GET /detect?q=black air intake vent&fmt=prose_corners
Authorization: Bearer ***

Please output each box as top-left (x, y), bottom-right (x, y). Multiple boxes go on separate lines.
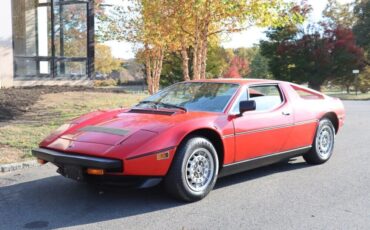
top-left (128, 109), bottom-right (175, 115)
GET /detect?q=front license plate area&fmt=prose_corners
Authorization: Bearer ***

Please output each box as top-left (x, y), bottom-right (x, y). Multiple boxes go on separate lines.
top-left (63, 165), bottom-right (84, 181)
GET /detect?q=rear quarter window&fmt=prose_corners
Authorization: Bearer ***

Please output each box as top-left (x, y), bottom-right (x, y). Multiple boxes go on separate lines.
top-left (291, 85), bottom-right (324, 100)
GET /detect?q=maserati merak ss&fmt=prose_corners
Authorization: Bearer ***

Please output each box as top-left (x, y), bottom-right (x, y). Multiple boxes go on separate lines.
top-left (33, 79), bottom-right (345, 201)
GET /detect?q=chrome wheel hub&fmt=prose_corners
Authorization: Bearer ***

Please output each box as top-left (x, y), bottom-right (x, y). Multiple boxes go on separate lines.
top-left (316, 125), bottom-right (334, 159)
top-left (185, 148), bottom-right (214, 192)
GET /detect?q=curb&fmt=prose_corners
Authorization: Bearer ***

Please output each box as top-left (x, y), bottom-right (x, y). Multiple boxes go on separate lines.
top-left (0, 160), bottom-right (39, 173)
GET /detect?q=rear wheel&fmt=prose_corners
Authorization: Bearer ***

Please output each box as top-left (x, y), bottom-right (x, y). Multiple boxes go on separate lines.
top-left (164, 136), bottom-right (219, 202)
top-left (303, 118), bottom-right (335, 164)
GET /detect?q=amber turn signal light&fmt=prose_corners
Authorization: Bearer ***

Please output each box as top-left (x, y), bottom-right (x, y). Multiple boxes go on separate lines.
top-left (157, 151), bottom-right (170, 160)
top-left (86, 168), bottom-right (105, 175)
top-left (37, 159), bottom-right (47, 165)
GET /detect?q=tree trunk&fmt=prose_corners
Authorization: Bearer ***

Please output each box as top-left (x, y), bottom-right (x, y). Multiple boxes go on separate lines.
top-left (192, 17), bottom-right (200, 80)
top-left (196, 39), bottom-right (203, 80)
top-left (181, 44), bottom-right (190, 81)
top-left (346, 84), bottom-right (350, 94)
top-left (144, 45), bottom-right (164, 95)
top-left (153, 48), bottom-right (164, 93)
top-left (192, 43), bottom-right (199, 80)
top-left (144, 45), bottom-right (154, 95)
top-left (200, 29), bottom-right (208, 79)
top-left (198, 15), bottom-right (210, 79)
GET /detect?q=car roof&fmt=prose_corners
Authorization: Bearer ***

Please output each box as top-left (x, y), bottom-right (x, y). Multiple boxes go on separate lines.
top-left (188, 78), bottom-right (284, 86)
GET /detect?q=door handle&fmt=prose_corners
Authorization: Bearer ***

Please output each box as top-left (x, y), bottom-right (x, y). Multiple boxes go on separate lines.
top-left (282, 111), bottom-right (291, 116)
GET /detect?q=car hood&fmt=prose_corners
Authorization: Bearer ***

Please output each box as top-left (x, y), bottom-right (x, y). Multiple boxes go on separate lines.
top-left (59, 109), bottom-right (217, 146)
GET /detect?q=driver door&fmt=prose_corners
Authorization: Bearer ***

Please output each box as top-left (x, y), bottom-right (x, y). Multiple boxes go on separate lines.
top-left (232, 84), bottom-right (294, 162)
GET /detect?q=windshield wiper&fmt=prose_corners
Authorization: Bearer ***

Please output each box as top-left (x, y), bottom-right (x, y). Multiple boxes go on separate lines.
top-left (157, 102), bottom-right (187, 112)
top-left (137, 101), bottom-right (158, 108)
top-left (137, 101), bottom-right (187, 112)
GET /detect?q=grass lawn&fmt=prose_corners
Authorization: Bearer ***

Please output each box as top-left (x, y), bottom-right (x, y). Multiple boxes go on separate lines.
top-left (0, 91), bottom-right (146, 164)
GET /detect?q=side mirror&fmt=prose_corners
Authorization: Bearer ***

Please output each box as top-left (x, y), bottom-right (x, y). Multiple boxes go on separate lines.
top-left (239, 100), bottom-right (256, 115)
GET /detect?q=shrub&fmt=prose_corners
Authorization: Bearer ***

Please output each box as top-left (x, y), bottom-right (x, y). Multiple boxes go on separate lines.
top-left (93, 79), bottom-right (118, 87)
top-left (359, 85), bottom-right (369, 94)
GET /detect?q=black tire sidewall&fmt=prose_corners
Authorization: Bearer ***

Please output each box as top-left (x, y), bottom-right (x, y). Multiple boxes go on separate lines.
top-left (304, 118), bottom-right (335, 164)
top-left (165, 136), bottom-right (219, 201)
top-left (181, 138), bottom-right (219, 197)
top-left (315, 119), bottom-right (335, 161)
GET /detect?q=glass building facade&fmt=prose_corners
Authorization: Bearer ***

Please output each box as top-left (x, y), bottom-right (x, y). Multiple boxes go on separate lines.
top-left (11, 0), bottom-right (94, 80)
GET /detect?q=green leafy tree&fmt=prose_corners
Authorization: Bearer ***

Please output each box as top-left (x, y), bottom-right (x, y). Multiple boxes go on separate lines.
top-left (249, 50), bottom-right (272, 79)
top-left (233, 47), bottom-right (259, 62)
top-left (160, 52), bottom-right (184, 87)
top-left (95, 44), bottom-right (122, 75)
top-left (353, 0), bottom-right (370, 62)
top-left (359, 67), bottom-right (370, 93)
top-left (260, 25), bottom-right (300, 83)
top-left (206, 44), bottom-right (229, 78)
top-left (160, 44), bottom-right (229, 86)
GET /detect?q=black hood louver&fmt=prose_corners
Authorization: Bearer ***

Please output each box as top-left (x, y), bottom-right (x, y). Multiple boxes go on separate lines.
top-left (128, 108), bottom-right (175, 115)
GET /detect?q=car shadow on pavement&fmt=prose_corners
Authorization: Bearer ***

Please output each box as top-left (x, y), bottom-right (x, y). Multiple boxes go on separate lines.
top-left (215, 158), bottom-right (311, 189)
top-left (0, 158), bottom-right (311, 229)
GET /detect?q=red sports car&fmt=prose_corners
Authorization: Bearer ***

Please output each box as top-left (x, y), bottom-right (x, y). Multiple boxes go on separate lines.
top-left (33, 79), bottom-right (345, 201)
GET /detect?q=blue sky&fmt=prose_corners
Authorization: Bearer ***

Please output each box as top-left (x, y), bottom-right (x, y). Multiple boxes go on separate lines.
top-left (106, 0), bottom-right (353, 59)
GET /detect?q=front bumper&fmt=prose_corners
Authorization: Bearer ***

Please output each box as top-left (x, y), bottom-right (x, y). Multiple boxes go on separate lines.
top-left (32, 148), bottom-right (122, 172)
top-left (32, 148), bottom-right (162, 188)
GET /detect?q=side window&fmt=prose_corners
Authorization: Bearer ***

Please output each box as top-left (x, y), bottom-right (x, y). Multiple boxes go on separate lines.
top-left (249, 85), bottom-right (283, 111)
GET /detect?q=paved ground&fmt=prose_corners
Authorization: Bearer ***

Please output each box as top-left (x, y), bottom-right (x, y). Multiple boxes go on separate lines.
top-left (1, 101), bottom-right (369, 230)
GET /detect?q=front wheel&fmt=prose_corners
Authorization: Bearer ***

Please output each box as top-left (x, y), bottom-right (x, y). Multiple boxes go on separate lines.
top-left (164, 136), bottom-right (219, 202)
top-left (303, 118), bottom-right (335, 164)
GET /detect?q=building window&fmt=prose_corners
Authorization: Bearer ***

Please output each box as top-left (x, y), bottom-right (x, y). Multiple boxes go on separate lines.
top-left (12, 0), bottom-right (94, 79)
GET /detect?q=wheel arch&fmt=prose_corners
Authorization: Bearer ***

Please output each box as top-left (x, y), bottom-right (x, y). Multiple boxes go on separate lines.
top-left (178, 128), bottom-right (225, 170)
top-left (322, 112), bottom-right (339, 133)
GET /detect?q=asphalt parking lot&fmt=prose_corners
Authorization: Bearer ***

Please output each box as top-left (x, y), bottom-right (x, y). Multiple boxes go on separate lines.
top-left (1, 101), bottom-right (369, 230)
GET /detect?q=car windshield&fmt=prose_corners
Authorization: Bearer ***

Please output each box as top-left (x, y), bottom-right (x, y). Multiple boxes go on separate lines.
top-left (136, 82), bottom-right (239, 112)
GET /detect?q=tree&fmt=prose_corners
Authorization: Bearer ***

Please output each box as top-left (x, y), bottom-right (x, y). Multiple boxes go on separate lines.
top-left (249, 50), bottom-right (272, 79)
top-left (105, 1), bottom-right (177, 94)
top-left (323, 0), bottom-right (356, 29)
top-left (233, 47), bottom-right (259, 62)
top-left (224, 56), bottom-right (250, 78)
top-left (160, 52), bottom-right (184, 87)
top-left (329, 27), bottom-right (365, 93)
top-left (95, 0), bottom-right (110, 42)
top-left (261, 25), bottom-right (364, 91)
top-left (173, 0), bottom-right (309, 80)
top-left (260, 25), bottom-right (301, 84)
top-left (227, 47), bottom-right (272, 78)
top-left (205, 44), bottom-right (229, 78)
top-left (322, 0), bottom-right (365, 91)
top-left (353, 0), bottom-right (370, 62)
top-left (99, 0), bottom-right (308, 93)
top-left (358, 66), bottom-right (370, 93)
top-left (95, 44), bottom-right (122, 75)
top-left (160, 44), bottom-right (229, 86)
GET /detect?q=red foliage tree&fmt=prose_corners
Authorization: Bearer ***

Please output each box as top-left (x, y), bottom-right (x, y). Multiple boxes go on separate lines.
top-left (261, 25), bottom-right (364, 91)
top-left (327, 27), bottom-right (365, 92)
top-left (224, 56), bottom-right (250, 78)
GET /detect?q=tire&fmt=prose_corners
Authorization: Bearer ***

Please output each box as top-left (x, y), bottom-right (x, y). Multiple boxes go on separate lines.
top-left (164, 136), bottom-right (219, 202)
top-left (303, 118), bottom-right (335, 164)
